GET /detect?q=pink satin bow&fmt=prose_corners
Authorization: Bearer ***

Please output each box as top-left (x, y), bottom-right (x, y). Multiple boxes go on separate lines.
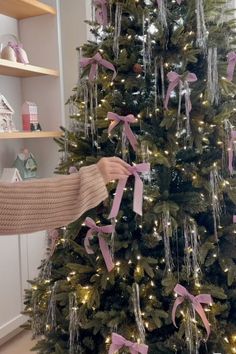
top-left (109, 163), bottom-right (150, 219)
top-left (227, 51), bottom-right (236, 82)
top-left (164, 71), bottom-right (197, 115)
top-left (8, 41), bottom-right (29, 64)
top-left (172, 284), bottom-right (212, 340)
top-left (176, 0), bottom-right (183, 4)
top-left (84, 217), bottom-right (114, 272)
top-left (109, 333), bottom-right (148, 354)
top-left (93, 0), bottom-right (108, 26)
top-left (108, 112), bottom-right (138, 151)
top-left (228, 131), bottom-right (236, 174)
top-left (80, 52), bottom-right (116, 82)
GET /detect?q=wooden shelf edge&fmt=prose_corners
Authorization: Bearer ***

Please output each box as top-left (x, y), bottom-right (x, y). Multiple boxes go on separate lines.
top-left (0, 0), bottom-right (56, 19)
top-left (0, 59), bottom-right (59, 78)
top-left (0, 131), bottom-right (62, 139)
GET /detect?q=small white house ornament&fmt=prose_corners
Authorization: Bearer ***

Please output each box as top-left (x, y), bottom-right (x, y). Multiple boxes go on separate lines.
top-left (1, 168), bottom-right (22, 182)
top-left (0, 94), bottom-right (17, 132)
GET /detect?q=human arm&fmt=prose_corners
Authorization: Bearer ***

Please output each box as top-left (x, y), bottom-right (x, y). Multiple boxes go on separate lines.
top-left (0, 157), bottom-right (130, 235)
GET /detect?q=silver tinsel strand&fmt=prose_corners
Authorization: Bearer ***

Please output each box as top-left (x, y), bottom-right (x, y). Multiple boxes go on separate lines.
top-left (142, 13), bottom-right (152, 75)
top-left (210, 166), bottom-right (222, 242)
top-left (46, 281), bottom-right (58, 331)
top-left (162, 209), bottom-right (174, 272)
top-left (195, 0), bottom-right (208, 52)
top-left (158, 0), bottom-right (167, 29)
top-left (184, 81), bottom-right (192, 138)
top-left (160, 57), bottom-right (165, 101)
top-left (185, 307), bottom-right (200, 354)
top-left (207, 47), bottom-right (219, 105)
top-left (132, 283), bottom-right (146, 344)
top-left (184, 218), bottom-right (201, 281)
top-left (154, 57), bottom-right (158, 110)
top-left (113, 3), bottom-right (122, 59)
top-left (69, 293), bottom-right (81, 354)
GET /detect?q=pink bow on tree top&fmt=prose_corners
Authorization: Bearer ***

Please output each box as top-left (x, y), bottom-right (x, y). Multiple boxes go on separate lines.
top-left (108, 162), bottom-right (150, 219)
top-left (172, 284), bottom-right (213, 340)
top-left (227, 51), bottom-right (236, 82)
top-left (80, 52), bottom-right (116, 82)
top-left (84, 217), bottom-right (114, 272)
top-left (109, 333), bottom-right (148, 354)
top-left (93, 0), bottom-right (108, 26)
top-left (164, 71), bottom-right (197, 114)
top-left (108, 112), bottom-right (138, 152)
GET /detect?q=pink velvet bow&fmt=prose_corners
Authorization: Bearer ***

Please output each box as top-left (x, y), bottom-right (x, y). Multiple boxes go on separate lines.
top-left (172, 284), bottom-right (212, 340)
top-left (109, 333), bottom-right (148, 354)
top-left (164, 71), bottom-right (197, 114)
top-left (8, 41), bottom-right (29, 64)
top-left (108, 112), bottom-right (138, 151)
top-left (228, 131), bottom-right (236, 174)
top-left (93, 0), bottom-right (108, 26)
top-left (84, 217), bottom-right (114, 272)
top-left (108, 163), bottom-right (150, 219)
top-left (227, 51), bottom-right (236, 82)
top-left (80, 52), bottom-right (116, 82)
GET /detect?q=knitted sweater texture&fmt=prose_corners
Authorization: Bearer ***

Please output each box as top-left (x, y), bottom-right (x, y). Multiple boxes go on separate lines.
top-left (0, 164), bottom-right (108, 235)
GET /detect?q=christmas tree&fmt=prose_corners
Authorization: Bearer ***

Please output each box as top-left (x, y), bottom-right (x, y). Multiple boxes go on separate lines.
top-left (24, 0), bottom-right (236, 353)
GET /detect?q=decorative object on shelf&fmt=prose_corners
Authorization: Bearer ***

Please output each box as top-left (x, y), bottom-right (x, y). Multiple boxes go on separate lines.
top-left (0, 94), bottom-right (17, 132)
top-left (1, 168), bottom-right (22, 182)
top-left (13, 148), bottom-right (38, 180)
top-left (0, 34), bottom-right (29, 64)
top-left (22, 101), bottom-right (41, 131)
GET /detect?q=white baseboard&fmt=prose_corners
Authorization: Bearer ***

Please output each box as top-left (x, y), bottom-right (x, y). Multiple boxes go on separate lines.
top-left (0, 314), bottom-right (28, 345)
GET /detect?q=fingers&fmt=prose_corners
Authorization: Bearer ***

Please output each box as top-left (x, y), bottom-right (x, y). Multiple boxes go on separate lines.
top-left (108, 156), bottom-right (130, 169)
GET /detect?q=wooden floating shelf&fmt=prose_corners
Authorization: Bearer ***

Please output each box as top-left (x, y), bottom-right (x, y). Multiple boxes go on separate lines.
top-left (0, 59), bottom-right (59, 78)
top-left (0, 131), bottom-right (62, 139)
top-left (0, 0), bottom-right (56, 19)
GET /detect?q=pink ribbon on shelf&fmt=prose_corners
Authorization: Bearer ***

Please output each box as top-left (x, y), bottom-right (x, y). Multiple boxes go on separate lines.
top-left (93, 0), bottom-right (108, 26)
top-left (164, 71), bottom-right (197, 114)
top-left (108, 112), bottom-right (138, 152)
top-left (108, 162), bottom-right (150, 219)
top-left (172, 284), bottom-right (213, 340)
top-left (227, 51), bottom-right (236, 82)
top-left (109, 333), bottom-right (148, 354)
top-left (8, 41), bottom-right (29, 64)
top-left (228, 131), bottom-right (236, 174)
top-left (84, 217), bottom-right (114, 272)
top-left (80, 52), bottom-right (116, 82)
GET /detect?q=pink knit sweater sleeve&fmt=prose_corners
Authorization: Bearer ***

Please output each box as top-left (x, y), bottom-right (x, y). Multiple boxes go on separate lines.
top-left (0, 164), bottom-right (108, 235)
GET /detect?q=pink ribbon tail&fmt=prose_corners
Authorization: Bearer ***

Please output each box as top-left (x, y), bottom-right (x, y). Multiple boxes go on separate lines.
top-left (124, 121), bottom-right (138, 151)
top-left (233, 215), bottom-right (236, 223)
top-left (108, 177), bottom-right (128, 219)
top-left (227, 51), bottom-right (236, 82)
top-left (98, 236), bottom-right (114, 272)
top-left (94, 0), bottom-right (108, 26)
top-left (164, 72), bottom-right (180, 110)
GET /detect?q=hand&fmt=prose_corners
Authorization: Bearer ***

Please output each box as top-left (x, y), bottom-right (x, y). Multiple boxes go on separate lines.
top-left (97, 157), bottom-right (131, 185)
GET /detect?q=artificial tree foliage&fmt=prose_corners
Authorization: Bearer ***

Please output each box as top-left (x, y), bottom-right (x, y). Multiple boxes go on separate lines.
top-left (24, 0), bottom-right (236, 353)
